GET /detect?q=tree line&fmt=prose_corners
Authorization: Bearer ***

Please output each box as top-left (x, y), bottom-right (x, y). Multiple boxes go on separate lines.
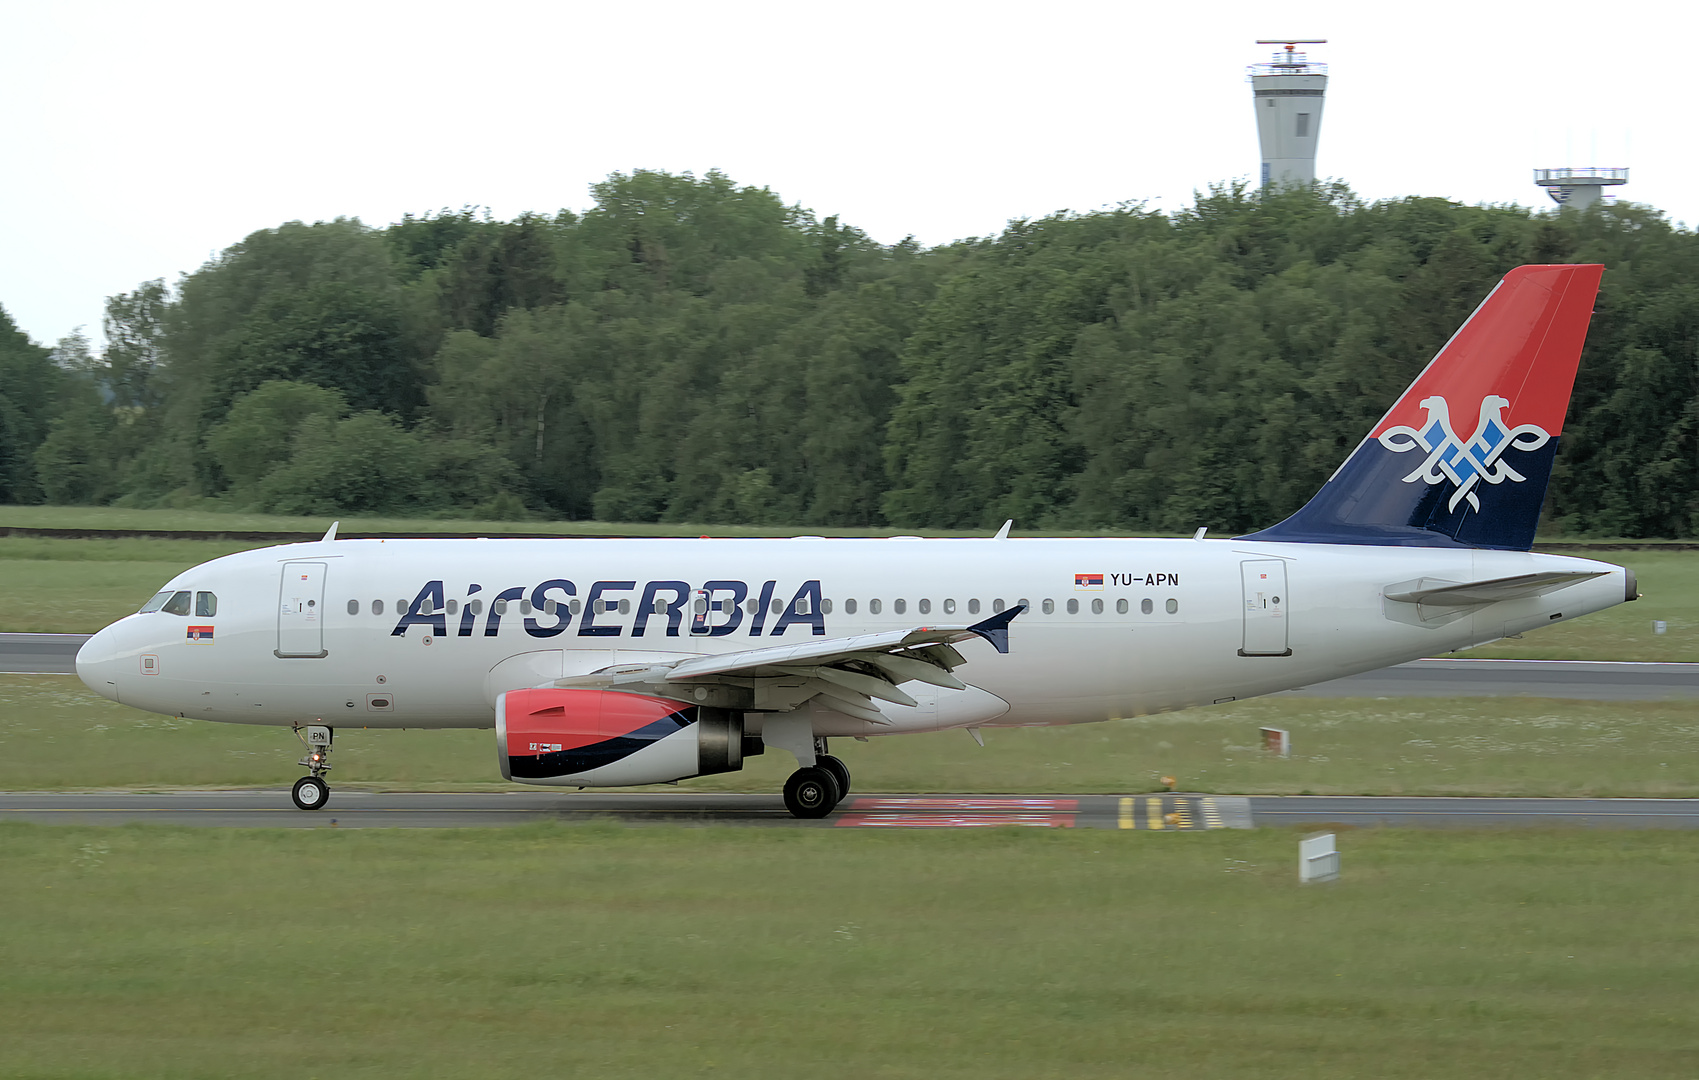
top-left (3, 170), bottom-right (1697, 536)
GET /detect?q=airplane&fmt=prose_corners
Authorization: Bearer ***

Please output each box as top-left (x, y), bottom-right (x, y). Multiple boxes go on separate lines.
top-left (74, 263), bottom-right (1637, 817)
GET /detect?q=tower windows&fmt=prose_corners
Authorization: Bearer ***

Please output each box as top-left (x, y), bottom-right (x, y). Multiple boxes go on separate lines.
top-left (1296, 112), bottom-right (1311, 137)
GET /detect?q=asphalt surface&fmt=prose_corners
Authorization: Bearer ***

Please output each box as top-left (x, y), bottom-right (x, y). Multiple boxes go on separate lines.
top-left (0, 633), bottom-right (88, 674)
top-left (4, 790), bottom-right (1699, 829)
top-left (6, 634), bottom-right (1699, 698)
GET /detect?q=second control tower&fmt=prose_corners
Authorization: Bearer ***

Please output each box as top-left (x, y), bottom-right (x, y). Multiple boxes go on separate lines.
top-left (1250, 40), bottom-right (1327, 188)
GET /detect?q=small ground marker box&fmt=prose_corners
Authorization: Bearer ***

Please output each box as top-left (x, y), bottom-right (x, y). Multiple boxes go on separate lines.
top-left (1300, 832), bottom-right (1339, 884)
top-left (1260, 727), bottom-right (1291, 757)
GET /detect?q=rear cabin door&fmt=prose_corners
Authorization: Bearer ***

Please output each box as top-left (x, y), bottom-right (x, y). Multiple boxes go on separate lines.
top-left (1239, 559), bottom-right (1290, 656)
top-left (277, 562), bottom-right (328, 658)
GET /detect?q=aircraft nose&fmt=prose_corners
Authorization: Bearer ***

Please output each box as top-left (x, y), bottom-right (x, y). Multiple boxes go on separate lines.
top-left (76, 626), bottom-right (122, 702)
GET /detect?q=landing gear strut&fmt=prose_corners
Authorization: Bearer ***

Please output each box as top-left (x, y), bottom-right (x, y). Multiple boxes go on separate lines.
top-left (291, 724), bottom-right (333, 810)
top-left (781, 738), bottom-right (851, 819)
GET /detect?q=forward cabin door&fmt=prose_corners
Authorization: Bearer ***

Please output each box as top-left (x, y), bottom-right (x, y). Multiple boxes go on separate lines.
top-left (277, 562), bottom-right (329, 658)
top-left (1239, 559), bottom-right (1290, 656)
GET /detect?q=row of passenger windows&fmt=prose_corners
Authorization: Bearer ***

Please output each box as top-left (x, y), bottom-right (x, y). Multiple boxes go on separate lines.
top-left (347, 596), bottom-right (1181, 617)
top-left (140, 590), bottom-right (217, 617)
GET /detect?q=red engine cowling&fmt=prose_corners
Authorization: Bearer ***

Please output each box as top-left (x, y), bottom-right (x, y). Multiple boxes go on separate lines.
top-left (496, 688), bottom-right (744, 787)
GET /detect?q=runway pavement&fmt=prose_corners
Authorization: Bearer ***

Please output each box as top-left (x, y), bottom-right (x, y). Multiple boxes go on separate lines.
top-left (4, 789), bottom-right (1699, 829)
top-left (0, 633), bottom-right (88, 674)
top-left (5, 634), bottom-right (1696, 698)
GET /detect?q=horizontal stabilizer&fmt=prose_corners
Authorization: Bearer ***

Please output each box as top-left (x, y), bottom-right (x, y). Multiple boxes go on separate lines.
top-left (1383, 571), bottom-right (1605, 608)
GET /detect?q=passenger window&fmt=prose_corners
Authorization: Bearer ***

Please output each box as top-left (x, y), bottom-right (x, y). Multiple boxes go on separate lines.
top-left (1066, 599), bottom-right (1079, 615)
top-left (1167, 598), bottom-right (1180, 614)
top-left (195, 591), bottom-right (218, 617)
top-left (397, 600), bottom-right (407, 615)
top-left (1017, 598), bottom-right (1030, 612)
top-left (162, 591), bottom-right (192, 616)
top-left (821, 599), bottom-right (833, 614)
top-left (795, 596), bottom-right (811, 616)
top-left (654, 598), bottom-right (667, 614)
top-left (618, 599), bottom-right (631, 615)
top-left (139, 591), bottom-right (173, 613)
top-left (1042, 599), bottom-right (1054, 615)
top-left (967, 599), bottom-right (979, 615)
top-left (546, 599), bottom-right (559, 615)
top-left (1141, 599), bottom-right (1153, 614)
top-left (846, 598), bottom-right (858, 614)
top-left (520, 600), bottom-right (533, 615)
top-left (1116, 599), bottom-right (1128, 614)
top-left (494, 599), bottom-right (508, 615)
top-left (569, 599), bottom-right (582, 615)
top-left (447, 599), bottom-right (458, 615)
top-left (771, 599), bottom-right (783, 615)
top-left (1092, 599), bottom-right (1103, 614)
top-left (746, 599), bottom-right (760, 615)
top-left (894, 599), bottom-right (906, 615)
top-left (992, 598), bottom-right (1005, 613)
top-left (347, 599), bottom-right (359, 615)
top-left (918, 599), bottom-right (931, 615)
top-left (373, 599), bottom-right (384, 616)
top-left (943, 599), bottom-right (955, 615)
top-left (870, 599), bottom-right (882, 615)
top-left (470, 599), bottom-right (481, 614)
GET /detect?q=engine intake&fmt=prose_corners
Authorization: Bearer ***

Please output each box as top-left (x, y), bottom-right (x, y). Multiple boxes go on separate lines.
top-left (496, 688), bottom-right (744, 787)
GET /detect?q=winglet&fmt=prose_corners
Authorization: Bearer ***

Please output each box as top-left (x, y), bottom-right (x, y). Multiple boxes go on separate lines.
top-left (321, 520), bottom-right (340, 543)
top-left (966, 603), bottom-right (1024, 654)
top-left (994, 520), bottom-right (1013, 540)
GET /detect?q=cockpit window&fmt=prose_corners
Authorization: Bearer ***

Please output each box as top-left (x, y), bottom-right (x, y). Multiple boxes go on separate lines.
top-left (161, 591), bottom-right (192, 616)
top-left (195, 591), bottom-right (218, 617)
top-left (139, 591), bottom-right (174, 613)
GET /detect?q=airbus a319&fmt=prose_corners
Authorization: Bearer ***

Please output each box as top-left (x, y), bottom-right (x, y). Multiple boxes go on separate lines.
top-left (75, 264), bottom-right (1636, 816)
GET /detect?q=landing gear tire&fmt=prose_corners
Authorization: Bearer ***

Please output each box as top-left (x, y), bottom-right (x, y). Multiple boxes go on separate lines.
top-left (292, 775), bottom-right (330, 811)
top-left (783, 766), bottom-right (841, 819)
top-left (818, 755), bottom-right (851, 798)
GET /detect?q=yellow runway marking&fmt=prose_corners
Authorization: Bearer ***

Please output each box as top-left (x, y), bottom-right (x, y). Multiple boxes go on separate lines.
top-left (1201, 797), bottom-right (1225, 829)
top-left (1118, 797), bottom-right (1135, 830)
top-left (1146, 796), bottom-right (1165, 830)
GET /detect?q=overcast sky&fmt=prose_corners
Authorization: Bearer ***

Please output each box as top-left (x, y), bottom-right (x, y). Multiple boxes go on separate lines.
top-left (3, 0), bottom-right (1690, 348)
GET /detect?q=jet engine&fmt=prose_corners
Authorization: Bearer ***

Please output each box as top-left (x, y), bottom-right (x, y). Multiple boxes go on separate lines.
top-left (496, 688), bottom-right (749, 787)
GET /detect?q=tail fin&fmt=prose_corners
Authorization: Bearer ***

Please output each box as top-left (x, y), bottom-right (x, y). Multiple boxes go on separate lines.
top-left (1239, 263), bottom-right (1604, 551)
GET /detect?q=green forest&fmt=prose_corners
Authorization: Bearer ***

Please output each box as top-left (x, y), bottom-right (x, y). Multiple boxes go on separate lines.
top-left (3, 170), bottom-right (1697, 536)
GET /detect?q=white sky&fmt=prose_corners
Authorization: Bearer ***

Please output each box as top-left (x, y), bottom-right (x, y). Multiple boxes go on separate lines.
top-left (2, 0), bottom-right (1691, 348)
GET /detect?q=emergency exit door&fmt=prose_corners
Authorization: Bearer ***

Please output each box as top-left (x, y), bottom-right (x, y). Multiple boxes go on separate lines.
top-left (277, 562), bottom-right (329, 658)
top-left (1239, 559), bottom-right (1290, 656)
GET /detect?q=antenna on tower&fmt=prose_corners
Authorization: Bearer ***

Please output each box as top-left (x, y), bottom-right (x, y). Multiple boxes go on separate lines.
top-left (1249, 39), bottom-right (1329, 188)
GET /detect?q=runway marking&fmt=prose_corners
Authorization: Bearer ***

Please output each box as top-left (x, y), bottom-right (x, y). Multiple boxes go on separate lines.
top-left (835, 797), bottom-right (1078, 828)
top-left (1201, 797), bottom-right (1225, 829)
top-left (1118, 797), bottom-right (1135, 830)
top-left (1147, 796), bottom-right (1164, 829)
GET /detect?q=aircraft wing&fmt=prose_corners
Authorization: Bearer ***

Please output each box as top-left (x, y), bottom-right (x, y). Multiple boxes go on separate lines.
top-left (1383, 571), bottom-right (1606, 608)
top-left (552, 605), bottom-right (1024, 724)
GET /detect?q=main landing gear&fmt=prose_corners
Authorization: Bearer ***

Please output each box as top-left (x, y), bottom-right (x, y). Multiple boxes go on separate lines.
top-left (781, 740), bottom-right (852, 819)
top-left (291, 724), bottom-right (333, 810)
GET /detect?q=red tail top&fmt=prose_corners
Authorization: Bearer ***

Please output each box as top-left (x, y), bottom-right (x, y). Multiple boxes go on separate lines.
top-left (1371, 264), bottom-right (1604, 439)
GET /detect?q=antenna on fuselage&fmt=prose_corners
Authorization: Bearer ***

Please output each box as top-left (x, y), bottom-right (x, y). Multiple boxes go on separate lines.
top-left (993, 520), bottom-right (1013, 540)
top-left (321, 521), bottom-right (340, 543)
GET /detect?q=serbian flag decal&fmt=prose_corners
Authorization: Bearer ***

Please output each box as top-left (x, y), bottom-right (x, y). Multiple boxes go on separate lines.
top-left (1075, 573), bottom-right (1104, 590)
top-left (186, 625), bottom-right (214, 644)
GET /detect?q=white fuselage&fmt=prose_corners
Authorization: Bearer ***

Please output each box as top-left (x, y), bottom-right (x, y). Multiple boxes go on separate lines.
top-left (75, 536), bottom-right (1630, 738)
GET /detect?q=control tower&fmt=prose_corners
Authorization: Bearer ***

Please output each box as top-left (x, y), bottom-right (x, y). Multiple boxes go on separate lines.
top-left (1534, 167), bottom-right (1628, 211)
top-left (1250, 39), bottom-right (1327, 188)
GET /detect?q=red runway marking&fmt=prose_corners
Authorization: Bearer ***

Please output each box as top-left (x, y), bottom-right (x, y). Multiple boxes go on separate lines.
top-left (836, 812), bottom-right (1076, 828)
top-left (846, 797), bottom-right (1080, 812)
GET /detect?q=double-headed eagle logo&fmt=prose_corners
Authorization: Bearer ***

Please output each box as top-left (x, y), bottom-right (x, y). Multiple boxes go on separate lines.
top-left (1377, 396), bottom-right (1551, 513)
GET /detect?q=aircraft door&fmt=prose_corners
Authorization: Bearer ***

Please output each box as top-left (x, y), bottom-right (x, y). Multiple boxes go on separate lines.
top-left (1239, 559), bottom-right (1290, 656)
top-left (278, 562), bottom-right (329, 658)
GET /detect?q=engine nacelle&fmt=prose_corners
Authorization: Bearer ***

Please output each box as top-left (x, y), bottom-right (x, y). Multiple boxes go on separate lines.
top-left (496, 688), bottom-right (745, 787)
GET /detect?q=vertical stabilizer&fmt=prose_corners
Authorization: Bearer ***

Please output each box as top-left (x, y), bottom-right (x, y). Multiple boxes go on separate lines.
top-left (1239, 263), bottom-right (1604, 551)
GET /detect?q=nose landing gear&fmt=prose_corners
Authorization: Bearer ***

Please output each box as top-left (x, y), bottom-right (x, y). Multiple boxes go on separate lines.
top-left (291, 724), bottom-right (333, 810)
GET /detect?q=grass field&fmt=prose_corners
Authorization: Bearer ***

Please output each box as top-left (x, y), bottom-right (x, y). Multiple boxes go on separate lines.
top-left (2, 823), bottom-right (1695, 1079)
top-left (7, 675), bottom-right (1699, 797)
top-left (1, 532), bottom-right (1693, 658)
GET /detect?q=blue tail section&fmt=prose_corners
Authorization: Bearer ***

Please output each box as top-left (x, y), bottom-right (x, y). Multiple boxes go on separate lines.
top-left (1238, 264), bottom-right (1604, 552)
